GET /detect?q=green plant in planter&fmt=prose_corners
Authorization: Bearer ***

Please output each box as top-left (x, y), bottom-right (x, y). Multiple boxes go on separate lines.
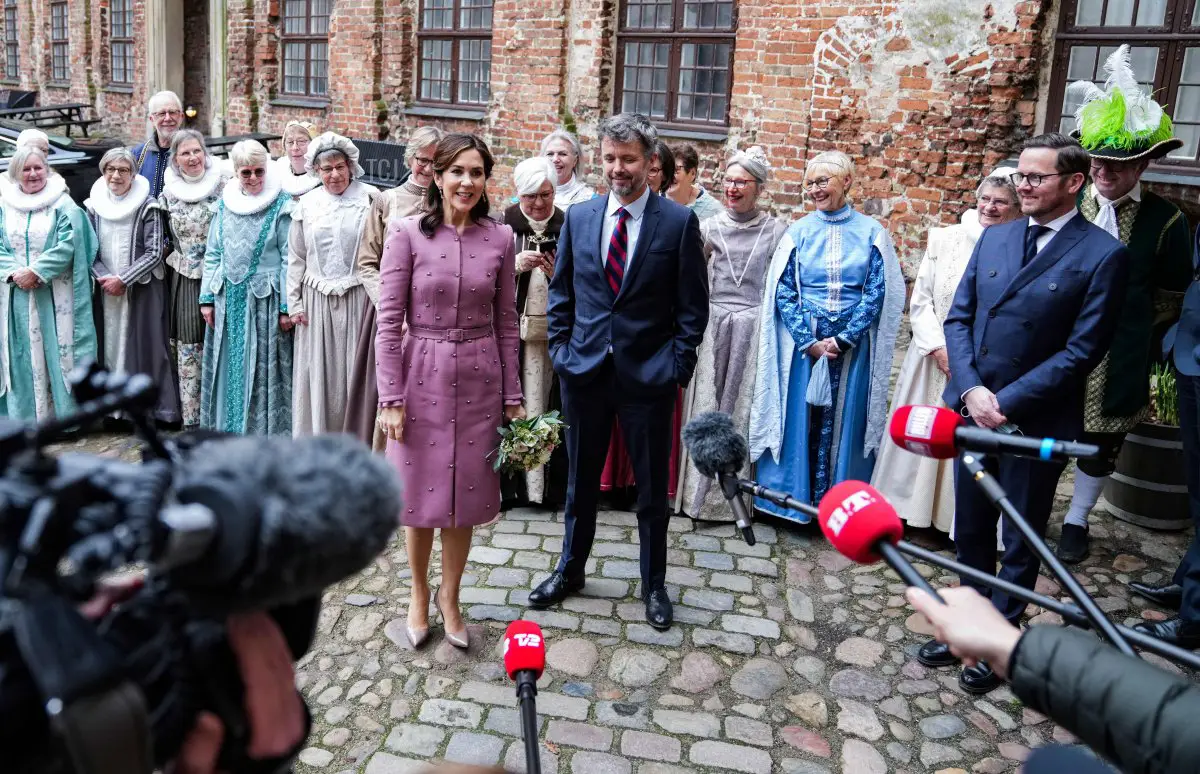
top-left (1150, 362), bottom-right (1180, 426)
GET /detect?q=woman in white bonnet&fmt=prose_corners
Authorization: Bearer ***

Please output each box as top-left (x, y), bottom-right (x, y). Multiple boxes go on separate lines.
top-left (871, 166), bottom-right (1020, 533)
top-left (286, 132), bottom-right (379, 436)
top-left (675, 146), bottom-right (787, 519)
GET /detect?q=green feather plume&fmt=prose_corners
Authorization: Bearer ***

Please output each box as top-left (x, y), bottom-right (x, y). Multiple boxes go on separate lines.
top-left (1078, 86), bottom-right (1175, 151)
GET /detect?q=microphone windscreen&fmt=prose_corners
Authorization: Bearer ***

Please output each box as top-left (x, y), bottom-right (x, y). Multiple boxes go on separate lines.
top-left (171, 433), bottom-right (401, 611)
top-left (503, 620), bottom-right (546, 679)
top-left (681, 411), bottom-right (747, 478)
top-left (817, 481), bottom-right (904, 564)
top-left (889, 404), bottom-right (962, 460)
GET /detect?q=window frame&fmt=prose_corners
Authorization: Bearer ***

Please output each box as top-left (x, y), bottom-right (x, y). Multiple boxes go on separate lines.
top-left (279, 0), bottom-right (332, 99)
top-left (50, 1), bottom-right (69, 84)
top-left (1045, 0), bottom-right (1200, 168)
top-left (2, 0), bottom-right (18, 83)
top-left (415, 0), bottom-right (495, 108)
top-left (109, 0), bottom-right (135, 86)
top-left (614, 0), bottom-right (738, 130)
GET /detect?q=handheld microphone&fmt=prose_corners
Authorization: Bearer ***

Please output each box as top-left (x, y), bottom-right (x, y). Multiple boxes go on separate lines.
top-left (681, 412), bottom-right (756, 545)
top-left (889, 405), bottom-right (1100, 462)
top-left (504, 620), bottom-right (546, 774)
top-left (816, 481), bottom-right (943, 603)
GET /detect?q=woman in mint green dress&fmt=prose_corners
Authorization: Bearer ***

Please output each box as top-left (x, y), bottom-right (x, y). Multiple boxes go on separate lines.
top-left (199, 141), bottom-right (295, 436)
top-left (0, 146), bottom-right (97, 420)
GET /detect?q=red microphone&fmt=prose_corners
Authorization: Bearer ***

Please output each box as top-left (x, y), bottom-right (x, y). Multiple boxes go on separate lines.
top-left (504, 620), bottom-right (546, 774)
top-left (889, 404), bottom-right (1100, 462)
top-left (817, 481), bottom-right (943, 603)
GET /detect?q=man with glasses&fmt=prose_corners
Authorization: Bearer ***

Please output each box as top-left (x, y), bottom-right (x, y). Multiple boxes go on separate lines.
top-left (1055, 49), bottom-right (1193, 568)
top-left (923, 132), bottom-right (1129, 694)
top-left (131, 90), bottom-right (185, 197)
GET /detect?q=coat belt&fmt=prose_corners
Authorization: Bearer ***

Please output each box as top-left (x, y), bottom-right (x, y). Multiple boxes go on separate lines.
top-left (407, 324), bottom-right (493, 342)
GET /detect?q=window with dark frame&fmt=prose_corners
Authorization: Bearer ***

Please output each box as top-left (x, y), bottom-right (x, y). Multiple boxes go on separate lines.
top-left (616, 0), bottom-right (736, 128)
top-left (50, 2), bottom-right (69, 83)
top-left (1047, 0), bottom-right (1200, 168)
top-left (416, 0), bottom-right (493, 107)
top-left (110, 0), bottom-right (134, 85)
top-left (2, 0), bottom-right (18, 82)
top-left (280, 0), bottom-right (331, 98)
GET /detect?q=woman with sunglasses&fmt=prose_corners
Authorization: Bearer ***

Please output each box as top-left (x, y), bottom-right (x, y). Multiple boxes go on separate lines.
top-left (344, 125), bottom-right (443, 451)
top-left (199, 140), bottom-right (295, 436)
top-left (84, 147), bottom-right (180, 425)
top-left (749, 150), bottom-right (905, 517)
top-left (675, 147), bottom-right (786, 519)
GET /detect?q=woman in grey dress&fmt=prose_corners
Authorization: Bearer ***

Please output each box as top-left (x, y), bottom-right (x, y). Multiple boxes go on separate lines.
top-left (675, 147), bottom-right (786, 519)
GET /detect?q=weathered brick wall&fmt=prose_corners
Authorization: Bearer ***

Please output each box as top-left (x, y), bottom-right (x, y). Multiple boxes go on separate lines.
top-left (183, 0), bottom-right (210, 132)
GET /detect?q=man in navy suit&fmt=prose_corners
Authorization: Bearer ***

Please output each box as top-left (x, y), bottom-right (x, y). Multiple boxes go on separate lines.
top-left (530, 114), bottom-right (708, 629)
top-left (1130, 239), bottom-right (1200, 649)
top-left (917, 133), bottom-right (1130, 692)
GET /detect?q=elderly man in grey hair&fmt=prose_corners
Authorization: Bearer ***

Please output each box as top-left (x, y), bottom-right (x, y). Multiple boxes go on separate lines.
top-left (132, 90), bottom-right (185, 197)
top-left (532, 113), bottom-right (709, 631)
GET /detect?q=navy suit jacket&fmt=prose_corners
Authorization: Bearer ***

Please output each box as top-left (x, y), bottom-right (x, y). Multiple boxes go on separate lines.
top-left (1163, 224), bottom-right (1200, 376)
top-left (943, 213), bottom-right (1130, 439)
top-left (547, 190), bottom-right (709, 396)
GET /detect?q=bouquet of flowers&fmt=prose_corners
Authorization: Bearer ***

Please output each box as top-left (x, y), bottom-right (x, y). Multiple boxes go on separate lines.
top-left (490, 410), bottom-right (567, 474)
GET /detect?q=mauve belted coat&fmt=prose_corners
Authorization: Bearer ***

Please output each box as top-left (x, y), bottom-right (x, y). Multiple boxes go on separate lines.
top-left (376, 215), bottom-right (523, 528)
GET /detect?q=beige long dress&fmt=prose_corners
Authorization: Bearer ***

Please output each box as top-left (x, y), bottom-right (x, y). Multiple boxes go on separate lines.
top-left (871, 209), bottom-right (983, 532)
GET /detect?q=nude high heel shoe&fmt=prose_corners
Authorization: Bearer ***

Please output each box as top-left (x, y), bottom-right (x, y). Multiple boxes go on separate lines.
top-left (434, 585), bottom-right (469, 649)
top-left (405, 590), bottom-right (430, 649)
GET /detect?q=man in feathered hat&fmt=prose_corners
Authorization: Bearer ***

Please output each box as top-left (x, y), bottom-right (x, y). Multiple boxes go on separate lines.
top-left (1058, 45), bottom-right (1194, 566)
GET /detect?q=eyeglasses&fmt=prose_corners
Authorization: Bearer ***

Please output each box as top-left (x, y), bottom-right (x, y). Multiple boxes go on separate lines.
top-left (413, 156), bottom-right (435, 168)
top-left (318, 164), bottom-right (349, 175)
top-left (103, 167), bottom-right (133, 177)
top-left (1010, 172), bottom-right (1065, 188)
top-left (978, 194), bottom-right (1015, 207)
top-left (724, 179), bottom-right (755, 190)
top-left (803, 177), bottom-right (834, 191)
top-left (151, 109), bottom-right (183, 120)
top-left (520, 191), bottom-right (554, 203)
top-left (239, 168), bottom-right (267, 179)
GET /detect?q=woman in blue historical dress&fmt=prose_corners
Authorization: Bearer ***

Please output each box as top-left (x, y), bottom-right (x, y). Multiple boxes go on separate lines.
top-left (0, 145), bottom-right (97, 420)
top-left (199, 140), bottom-right (295, 435)
top-left (748, 150), bottom-right (904, 519)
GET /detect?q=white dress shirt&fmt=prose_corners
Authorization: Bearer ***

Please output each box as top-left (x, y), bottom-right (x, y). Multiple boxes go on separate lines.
top-left (1028, 207), bottom-right (1079, 254)
top-left (601, 185), bottom-right (652, 271)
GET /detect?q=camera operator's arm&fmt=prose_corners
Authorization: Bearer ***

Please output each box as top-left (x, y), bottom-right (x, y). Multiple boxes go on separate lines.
top-left (908, 587), bottom-right (1200, 774)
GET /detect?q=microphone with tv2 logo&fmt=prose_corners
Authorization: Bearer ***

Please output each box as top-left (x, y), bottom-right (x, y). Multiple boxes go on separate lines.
top-left (816, 481), bottom-right (944, 604)
top-left (889, 404), bottom-right (1100, 462)
top-left (504, 620), bottom-right (546, 774)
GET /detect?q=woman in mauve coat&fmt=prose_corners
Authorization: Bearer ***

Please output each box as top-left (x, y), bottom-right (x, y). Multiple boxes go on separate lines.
top-left (376, 134), bottom-right (524, 651)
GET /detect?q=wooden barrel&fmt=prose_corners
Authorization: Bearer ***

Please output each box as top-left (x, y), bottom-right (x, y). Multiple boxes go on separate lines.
top-left (1101, 421), bottom-right (1191, 531)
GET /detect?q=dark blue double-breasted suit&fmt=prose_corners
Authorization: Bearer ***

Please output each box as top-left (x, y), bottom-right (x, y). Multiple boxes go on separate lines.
top-left (943, 212), bottom-right (1129, 622)
top-left (547, 190), bottom-right (708, 591)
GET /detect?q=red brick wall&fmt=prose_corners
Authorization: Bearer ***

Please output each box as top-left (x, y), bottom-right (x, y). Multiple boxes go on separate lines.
top-left (183, 0), bottom-right (209, 132)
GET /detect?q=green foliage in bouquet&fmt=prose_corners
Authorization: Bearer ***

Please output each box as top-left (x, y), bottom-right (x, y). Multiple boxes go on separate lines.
top-left (1150, 362), bottom-right (1179, 426)
top-left (490, 410), bottom-right (567, 474)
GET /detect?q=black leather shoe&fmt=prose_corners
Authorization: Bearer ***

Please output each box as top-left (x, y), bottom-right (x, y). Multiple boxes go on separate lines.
top-left (1132, 617), bottom-right (1200, 649)
top-left (527, 572), bottom-right (584, 609)
top-left (645, 588), bottom-right (673, 630)
top-left (916, 639), bottom-right (959, 668)
top-left (959, 661), bottom-right (1002, 694)
top-left (1129, 582), bottom-right (1184, 610)
top-left (1056, 523), bottom-right (1089, 564)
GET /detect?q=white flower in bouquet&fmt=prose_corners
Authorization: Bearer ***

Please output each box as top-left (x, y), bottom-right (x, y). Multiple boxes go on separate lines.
top-left (490, 410), bottom-right (568, 474)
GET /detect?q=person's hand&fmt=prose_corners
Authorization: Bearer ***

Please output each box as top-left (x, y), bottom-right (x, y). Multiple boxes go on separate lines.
top-left (539, 251), bottom-right (556, 279)
top-left (101, 276), bottom-right (127, 296)
top-left (11, 268), bottom-right (40, 290)
top-left (78, 574), bottom-right (145, 620)
top-left (278, 314), bottom-right (294, 333)
top-left (201, 305), bottom-right (215, 328)
top-left (964, 387), bottom-right (1007, 429)
top-left (822, 337), bottom-right (842, 359)
top-left (906, 586), bottom-right (1023, 679)
top-left (378, 405), bottom-right (406, 442)
top-left (171, 612), bottom-right (306, 773)
top-left (505, 404), bottom-right (527, 422)
top-left (807, 341), bottom-right (827, 359)
top-left (929, 347), bottom-right (950, 377)
top-left (516, 250), bottom-right (543, 273)
top-left (290, 312), bottom-right (309, 327)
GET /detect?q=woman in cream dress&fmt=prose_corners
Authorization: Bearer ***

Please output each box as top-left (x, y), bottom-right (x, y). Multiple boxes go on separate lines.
top-left (871, 167), bottom-right (1019, 532)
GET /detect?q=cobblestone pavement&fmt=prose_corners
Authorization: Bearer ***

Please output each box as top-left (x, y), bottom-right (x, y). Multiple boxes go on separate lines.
top-left (59, 433), bottom-right (1194, 774)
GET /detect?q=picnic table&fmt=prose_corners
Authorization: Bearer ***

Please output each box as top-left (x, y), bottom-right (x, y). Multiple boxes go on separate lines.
top-left (206, 133), bottom-right (283, 156)
top-left (0, 102), bottom-right (98, 137)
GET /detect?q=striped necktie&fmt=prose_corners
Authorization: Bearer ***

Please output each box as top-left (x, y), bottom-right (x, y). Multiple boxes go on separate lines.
top-left (606, 207), bottom-right (629, 295)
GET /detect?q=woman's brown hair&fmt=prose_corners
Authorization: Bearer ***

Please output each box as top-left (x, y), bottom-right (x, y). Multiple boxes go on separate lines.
top-left (421, 133), bottom-right (495, 238)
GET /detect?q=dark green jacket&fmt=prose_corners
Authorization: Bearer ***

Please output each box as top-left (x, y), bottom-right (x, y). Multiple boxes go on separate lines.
top-left (1080, 188), bottom-right (1192, 417)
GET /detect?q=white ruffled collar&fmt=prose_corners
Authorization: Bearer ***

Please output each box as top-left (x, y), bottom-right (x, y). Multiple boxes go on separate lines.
top-left (301, 179), bottom-right (373, 208)
top-left (164, 164), bottom-right (227, 203)
top-left (0, 175), bottom-right (69, 213)
top-left (556, 175), bottom-right (588, 201)
top-left (276, 156), bottom-right (320, 197)
top-left (86, 176), bottom-right (151, 221)
top-left (222, 169), bottom-right (285, 215)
